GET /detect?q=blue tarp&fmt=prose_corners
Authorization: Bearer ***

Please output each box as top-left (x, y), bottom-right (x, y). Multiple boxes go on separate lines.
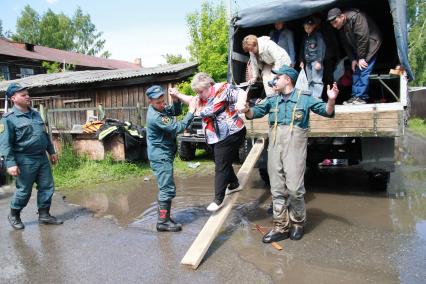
top-left (233, 0), bottom-right (413, 80)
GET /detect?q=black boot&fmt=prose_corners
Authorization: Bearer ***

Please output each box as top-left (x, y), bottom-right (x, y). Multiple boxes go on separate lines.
top-left (156, 201), bottom-right (182, 232)
top-left (38, 207), bottom-right (64, 225)
top-left (262, 228), bottom-right (289, 243)
top-left (290, 225), bottom-right (304, 240)
top-left (8, 208), bottom-right (25, 230)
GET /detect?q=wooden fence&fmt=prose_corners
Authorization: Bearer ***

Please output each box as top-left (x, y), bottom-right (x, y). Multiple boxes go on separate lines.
top-left (47, 104), bottom-right (148, 130)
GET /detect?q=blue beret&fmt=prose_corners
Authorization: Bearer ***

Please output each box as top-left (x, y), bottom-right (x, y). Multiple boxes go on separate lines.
top-left (6, 83), bottom-right (28, 98)
top-left (272, 65), bottom-right (298, 82)
top-left (146, 85), bottom-right (164, 99)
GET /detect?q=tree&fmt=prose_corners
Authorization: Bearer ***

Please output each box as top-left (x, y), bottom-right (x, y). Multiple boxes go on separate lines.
top-left (162, 53), bottom-right (187, 64)
top-left (72, 7), bottom-right (107, 56)
top-left (408, 0), bottom-right (426, 85)
top-left (0, 19), bottom-right (4, 37)
top-left (186, 1), bottom-right (228, 81)
top-left (13, 5), bottom-right (40, 44)
top-left (38, 9), bottom-right (75, 51)
top-left (12, 5), bottom-right (110, 57)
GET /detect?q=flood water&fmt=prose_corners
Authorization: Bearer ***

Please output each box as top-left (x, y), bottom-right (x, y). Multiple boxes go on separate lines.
top-left (61, 132), bottom-right (426, 283)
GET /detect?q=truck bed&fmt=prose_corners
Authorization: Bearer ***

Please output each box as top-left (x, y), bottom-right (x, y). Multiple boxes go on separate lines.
top-left (244, 102), bottom-right (403, 138)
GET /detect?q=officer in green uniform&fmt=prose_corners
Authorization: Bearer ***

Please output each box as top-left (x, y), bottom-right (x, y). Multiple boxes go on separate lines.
top-left (242, 66), bottom-right (338, 242)
top-left (146, 85), bottom-right (197, 232)
top-left (0, 83), bottom-right (63, 230)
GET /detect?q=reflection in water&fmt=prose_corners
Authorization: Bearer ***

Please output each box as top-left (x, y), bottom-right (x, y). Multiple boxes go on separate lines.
top-left (62, 133), bottom-right (426, 283)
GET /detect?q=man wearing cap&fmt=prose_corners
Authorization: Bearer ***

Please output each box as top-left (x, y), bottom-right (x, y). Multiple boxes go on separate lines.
top-left (327, 7), bottom-right (382, 105)
top-left (240, 65), bottom-right (339, 242)
top-left (146, 85), bottom-right (197, 232)
top-left (0, 83), bottom-right (63, 230)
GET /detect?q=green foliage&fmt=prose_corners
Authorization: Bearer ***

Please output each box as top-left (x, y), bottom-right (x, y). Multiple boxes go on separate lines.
top-left (186, 1), bottom-right (229, 81)
top-left (53, 144), bottom-right (151, 189)
top-left (0, 19), bottom-right (4, 37)
top-left (176, 80), bottom-right (195, 96)
top-left (42, 61), bottom-right (75, 73)
top-left (163, 53), bottom-right (187, 64)
top-left (408, 1), bottom-right (426, 86)
top-left (42, 61), bottom-right (61, 73)
top-left (13, 5), bottom-right (40, 44)
top-left (12, 5), bottom-right (109, 57)
top-left (52, 143), bottom-right (214, 189)
top-left (72, 7), bottom-right (107, 56)
top-left (408, 117), bottom-right (426, 138)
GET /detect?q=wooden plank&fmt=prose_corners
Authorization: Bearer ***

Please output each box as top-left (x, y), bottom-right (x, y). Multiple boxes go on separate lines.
top-left (181, 139), bottom-right (265, 269)
top-left (63, 98), bottom-right (92, 104)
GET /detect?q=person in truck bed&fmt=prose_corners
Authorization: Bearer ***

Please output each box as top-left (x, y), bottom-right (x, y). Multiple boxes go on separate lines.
top-left (327, 7), bottom-right (382, 105)
top-left (243, 35), bottom-right (291, 97)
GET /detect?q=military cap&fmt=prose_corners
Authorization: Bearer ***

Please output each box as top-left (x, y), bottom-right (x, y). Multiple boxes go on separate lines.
top-left (146, 85), bottom-right (165, 99)
top-left (6, 83), bottom-right (28, 98)
top-left (272, 65), bottom-right (299, 82)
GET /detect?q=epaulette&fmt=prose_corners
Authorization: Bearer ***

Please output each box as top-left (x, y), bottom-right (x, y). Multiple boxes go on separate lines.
top-left (2, 111), bottom-right (14, 118)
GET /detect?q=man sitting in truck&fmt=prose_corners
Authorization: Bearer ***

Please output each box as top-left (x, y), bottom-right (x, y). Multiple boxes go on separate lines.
top-left (240, 65), bottom-right (339, 242)
top-left (327, 7), bottom-right (382, 105)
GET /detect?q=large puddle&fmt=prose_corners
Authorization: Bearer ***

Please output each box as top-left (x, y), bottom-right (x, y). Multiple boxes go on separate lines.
top-left (63, 132), bottom-right (426, 283)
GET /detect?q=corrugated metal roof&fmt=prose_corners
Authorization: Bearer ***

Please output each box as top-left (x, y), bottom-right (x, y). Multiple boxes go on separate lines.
top-left (0, 62), bottom-right (198, 92)
top-left (0, 37), bottom-right (141, 69)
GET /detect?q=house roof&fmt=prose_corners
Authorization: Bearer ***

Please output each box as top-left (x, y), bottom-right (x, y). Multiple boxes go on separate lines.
top-left (0, 62), bottom-right (198, 93)
top-left (0, 37), bottom-right (141, 70)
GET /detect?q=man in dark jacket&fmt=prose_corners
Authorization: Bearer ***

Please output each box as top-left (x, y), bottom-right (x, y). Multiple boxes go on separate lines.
top-left (327, 8), bottom-right (382, 105)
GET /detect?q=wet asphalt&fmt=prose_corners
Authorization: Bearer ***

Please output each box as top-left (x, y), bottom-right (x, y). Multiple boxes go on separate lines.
top-left (1, 131), bottom-right (426, 284)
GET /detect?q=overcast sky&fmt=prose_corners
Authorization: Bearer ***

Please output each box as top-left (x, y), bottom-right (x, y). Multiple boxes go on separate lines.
top-left (0, 0), bottom-right (265, 66)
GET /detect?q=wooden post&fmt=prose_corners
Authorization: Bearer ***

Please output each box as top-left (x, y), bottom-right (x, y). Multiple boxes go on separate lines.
top-left (40, 103), bottom-right (55, 152)
top-left (181, 139), bottom-right (265, 269)
top-left (98, 104), bottom-right (105, 120)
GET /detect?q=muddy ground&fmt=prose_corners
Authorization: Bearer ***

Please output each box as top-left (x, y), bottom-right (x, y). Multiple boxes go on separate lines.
top-left (1, 132), bottom-right (425, 284)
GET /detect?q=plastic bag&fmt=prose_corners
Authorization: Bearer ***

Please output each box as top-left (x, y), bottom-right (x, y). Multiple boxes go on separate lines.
top-left (295, 68), bottom-right (309, 92)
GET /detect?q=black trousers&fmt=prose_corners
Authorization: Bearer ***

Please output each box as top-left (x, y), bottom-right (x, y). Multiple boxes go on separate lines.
top-left (210, 127), bottom-right (246, 203)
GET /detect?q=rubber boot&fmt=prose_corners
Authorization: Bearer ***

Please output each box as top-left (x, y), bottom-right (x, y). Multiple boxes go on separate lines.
top-left (290, 224), bottom-right (304, 241)
top-left (38, 207), bottom-right (64, 225)
top-left (156, 201), bottom-right (182, 232)
top-left (8, 208), bottom-right (25, 230)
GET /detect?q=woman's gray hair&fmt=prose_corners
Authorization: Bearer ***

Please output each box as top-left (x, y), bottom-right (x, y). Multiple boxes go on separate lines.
top-left (191, 72), bottom-right (215, 91)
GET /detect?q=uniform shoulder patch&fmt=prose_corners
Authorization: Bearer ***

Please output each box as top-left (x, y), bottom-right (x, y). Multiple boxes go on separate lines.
top-left (161, 116), bottom-right (172, 125)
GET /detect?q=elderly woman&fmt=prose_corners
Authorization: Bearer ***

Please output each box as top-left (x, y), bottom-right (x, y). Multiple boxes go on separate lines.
top-left (243, 34), bottom-right (291, 97)
top-left (170, 73), bottom-right (247, 211)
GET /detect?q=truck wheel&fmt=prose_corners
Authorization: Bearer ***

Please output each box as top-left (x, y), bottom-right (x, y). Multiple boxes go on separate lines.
top-left (178, 141), bottom-right (195, 161)
top-left (368, 172), bottom-right (390, 191)
top-left (259, 168), bottom-right (270, 187)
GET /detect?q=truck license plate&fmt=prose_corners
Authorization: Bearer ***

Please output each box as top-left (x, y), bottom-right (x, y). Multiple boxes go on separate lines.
top-left (197, 129), bottom-right (204, 135)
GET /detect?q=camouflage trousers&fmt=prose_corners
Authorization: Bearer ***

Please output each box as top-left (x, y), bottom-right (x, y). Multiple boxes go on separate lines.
top-left (268, 125), bottom-right (307, 232)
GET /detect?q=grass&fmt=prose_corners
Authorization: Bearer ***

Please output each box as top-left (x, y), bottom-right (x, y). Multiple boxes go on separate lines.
top-left (408, 117), bottom-right (426, 138)
top-left (53, 146), bottom-right (214, 190)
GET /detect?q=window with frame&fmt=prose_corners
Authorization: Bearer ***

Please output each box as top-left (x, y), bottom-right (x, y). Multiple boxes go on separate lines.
top-left (0, 65), bottom-right (10, 80)
top-left (20, 68), bottom-right (34, 78)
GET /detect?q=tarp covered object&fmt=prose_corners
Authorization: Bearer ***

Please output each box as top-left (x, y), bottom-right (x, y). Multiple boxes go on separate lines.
top-left (233, 0), bottom-right (413, 80)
